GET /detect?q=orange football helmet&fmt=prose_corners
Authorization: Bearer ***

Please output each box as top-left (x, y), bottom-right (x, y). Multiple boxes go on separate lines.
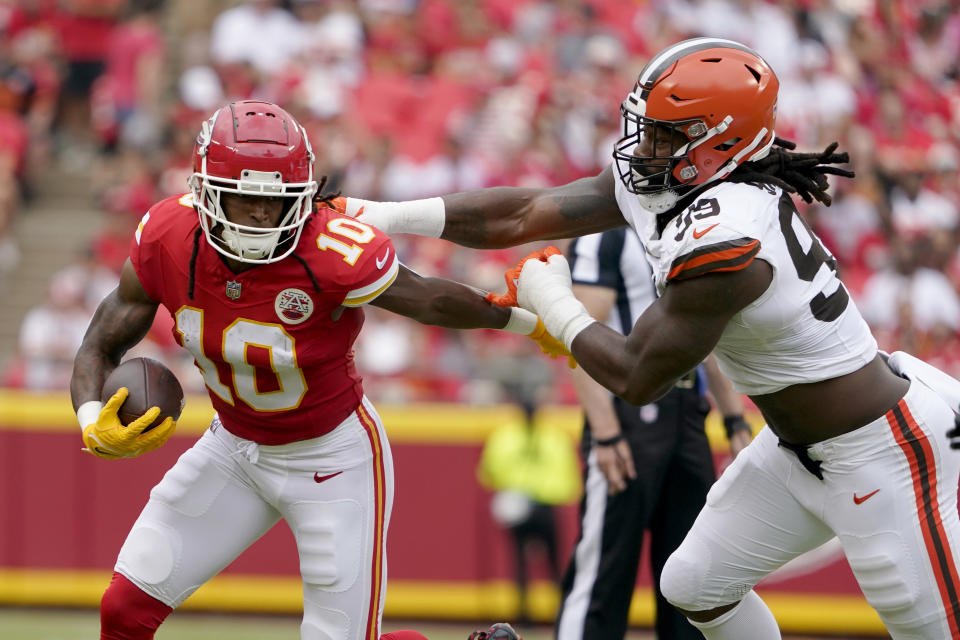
top-left (613, 38), bottom-right (779, 213)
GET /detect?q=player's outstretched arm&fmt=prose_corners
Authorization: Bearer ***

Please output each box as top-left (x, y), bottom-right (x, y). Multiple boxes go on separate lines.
top-left (346, 167), bottom-right (627, 249)
top-left (369, 264), bottom-right (513, 330)
top-left (70, 259), bottom-right (159, 411)
top-left (515, 251), bottom-right (772, 407)
top-left (368, 264), bottom-right (571, 360)
top-left (578, 265), bottom-right (771, 405)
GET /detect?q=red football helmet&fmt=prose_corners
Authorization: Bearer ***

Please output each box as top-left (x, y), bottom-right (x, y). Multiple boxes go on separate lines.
top-left (189, 100), bottom-right (318, 263)
top-left (613, 38), bottom-right (779, 213)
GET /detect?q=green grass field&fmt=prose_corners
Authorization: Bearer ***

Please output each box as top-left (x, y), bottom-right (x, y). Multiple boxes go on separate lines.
top-left (0, 607), bottom-right (879, 639)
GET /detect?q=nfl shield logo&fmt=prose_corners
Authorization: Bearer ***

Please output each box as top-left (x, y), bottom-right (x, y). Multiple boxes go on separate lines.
top-left (225, 281), bottom-right (242, 300)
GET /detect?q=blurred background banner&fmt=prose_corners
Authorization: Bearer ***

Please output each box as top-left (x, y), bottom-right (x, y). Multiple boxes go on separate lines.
top-left (0, 391), bottom-right (882, 635)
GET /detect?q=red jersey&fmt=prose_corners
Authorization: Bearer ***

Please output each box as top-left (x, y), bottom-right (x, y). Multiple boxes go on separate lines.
top-left (129, 193), bottom-right (399, 445)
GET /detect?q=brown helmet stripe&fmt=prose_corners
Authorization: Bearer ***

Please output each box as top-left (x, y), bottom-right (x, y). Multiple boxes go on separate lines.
top-left (637, 37), bottom-right (761, 100)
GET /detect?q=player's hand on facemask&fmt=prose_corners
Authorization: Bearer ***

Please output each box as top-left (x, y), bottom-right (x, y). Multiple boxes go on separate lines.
top-left (81, 388), bottom-right (177, 459)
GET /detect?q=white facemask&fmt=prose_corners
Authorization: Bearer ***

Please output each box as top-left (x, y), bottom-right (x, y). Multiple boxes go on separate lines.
top-left (636, 190), bottom-right (681, 214)
top-left (220, 227), bottom-right (283, 260)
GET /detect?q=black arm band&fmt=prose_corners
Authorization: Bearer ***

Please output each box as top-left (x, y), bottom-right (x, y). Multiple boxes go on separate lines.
top-left (594, 433), bottom-right (625, 447)
top-left (723, 415), bottom-right (752, 439)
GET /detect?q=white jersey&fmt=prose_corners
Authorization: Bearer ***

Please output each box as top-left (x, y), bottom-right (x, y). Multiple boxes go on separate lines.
top-left (614, 174), bottom-right (877, 395)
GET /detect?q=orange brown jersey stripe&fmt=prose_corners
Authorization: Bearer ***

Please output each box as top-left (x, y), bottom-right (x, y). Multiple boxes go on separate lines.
top-left (357, 402), bottom-right (388, 640)
top-left (667, 237), bottom-right (760, 282)
top-left (887, 400), bottom-right (960, 637)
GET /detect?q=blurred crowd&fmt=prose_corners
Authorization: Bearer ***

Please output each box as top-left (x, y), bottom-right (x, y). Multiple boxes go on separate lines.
top-left (3, 0), bottom-right (960, 405)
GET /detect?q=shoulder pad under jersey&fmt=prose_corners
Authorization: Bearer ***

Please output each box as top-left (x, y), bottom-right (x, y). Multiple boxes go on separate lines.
top-left (651, 182), bottom-right (777, 289)
top-left (307, 209), bottom-right (399, 307)
top-left (134, 193), bottom-right (197, 248)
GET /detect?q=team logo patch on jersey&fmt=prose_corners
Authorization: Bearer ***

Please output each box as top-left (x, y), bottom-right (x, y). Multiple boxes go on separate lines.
top-left (275, 288), bottom-right (314, 324)
top-left (226, 280), bottom-right (242, 300)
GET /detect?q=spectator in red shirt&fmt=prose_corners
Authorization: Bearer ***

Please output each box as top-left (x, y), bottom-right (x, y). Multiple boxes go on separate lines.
top-left (51, 0), bottom-right (124, 152)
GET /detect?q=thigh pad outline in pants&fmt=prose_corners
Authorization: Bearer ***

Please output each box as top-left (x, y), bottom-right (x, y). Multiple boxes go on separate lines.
top-left (289, 497), bottom-right (364, 640)
top-left (283, 401), bottom-right (395, 640)
top-left (660, 427), bottom-right (834, 611)
top-left (289, 498), bottom-right (363, 592)
top-left (115, 431), bottom-right (281, 608)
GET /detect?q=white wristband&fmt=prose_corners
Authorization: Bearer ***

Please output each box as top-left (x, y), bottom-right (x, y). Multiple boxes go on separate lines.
top-left (346, 197), bottom-right (445, 238)
top-left (551, 302), bottom-right (595, 350)
top-left (502, 306), bottom-right (539, 335)
top-left (535, 288), bottom-right (596, 350)
top-left (77, 400), bottom-right (104, 430)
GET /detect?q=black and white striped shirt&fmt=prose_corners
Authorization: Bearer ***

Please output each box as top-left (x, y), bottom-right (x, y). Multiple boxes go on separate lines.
top-left (568, 228), bottom-right (658, 335)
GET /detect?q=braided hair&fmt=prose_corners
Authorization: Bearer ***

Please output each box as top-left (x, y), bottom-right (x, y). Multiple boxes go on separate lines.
top-left (726, 137), bottom-right (855, 206)
top-left (313, 174), bottom-right (341, 209)
top-left (184, 176), bottom-right (343, 298)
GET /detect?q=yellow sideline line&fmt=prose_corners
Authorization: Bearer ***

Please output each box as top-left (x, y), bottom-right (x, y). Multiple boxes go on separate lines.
top-left (0, 568), bottom-right (884, 634)
top-left (0, 391), bottom-right (760, 449)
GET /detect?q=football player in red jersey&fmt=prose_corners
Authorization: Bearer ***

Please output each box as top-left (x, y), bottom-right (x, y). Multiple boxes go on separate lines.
top-left (341, 38), bottom-right (960, 640)
top-left (69, 101), bottom-right (547, 640)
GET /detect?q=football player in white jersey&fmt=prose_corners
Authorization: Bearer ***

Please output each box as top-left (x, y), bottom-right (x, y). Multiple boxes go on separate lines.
top-left (337, 38), bottom-right (960, 640)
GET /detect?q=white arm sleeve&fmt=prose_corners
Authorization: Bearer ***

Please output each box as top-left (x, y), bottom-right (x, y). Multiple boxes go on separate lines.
top-left (347, 197), bottom-right (446, 238)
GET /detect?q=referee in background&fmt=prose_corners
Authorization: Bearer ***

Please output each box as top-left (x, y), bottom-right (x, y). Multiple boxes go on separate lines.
top-left (555, 228), bottom-right (753, 640)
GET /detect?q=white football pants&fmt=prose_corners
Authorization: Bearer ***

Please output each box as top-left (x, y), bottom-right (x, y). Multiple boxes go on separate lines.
top-left (661, 378), bottom-right (960, 639)
top-left (114, 396), bottom-right (394, 640)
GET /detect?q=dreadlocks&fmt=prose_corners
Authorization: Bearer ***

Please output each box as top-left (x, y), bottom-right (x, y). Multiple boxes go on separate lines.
top-left (185, 177), bottom-right (338, 297)
top-left (187, 226), bottom-right (203, 300)
top-left (313, 174), bottom-right (341, 210)
top-left (727, 137), bottom-right (855, 206)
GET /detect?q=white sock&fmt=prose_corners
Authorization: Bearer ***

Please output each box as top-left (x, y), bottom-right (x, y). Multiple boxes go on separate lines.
top-left (688, 591), bottom-right (782, 640)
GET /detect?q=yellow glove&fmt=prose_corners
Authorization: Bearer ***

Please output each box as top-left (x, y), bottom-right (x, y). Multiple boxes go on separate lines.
top-left (81, 388), bottom-right (177, 459)
top-left (527, 319), bottom-right (578, 369)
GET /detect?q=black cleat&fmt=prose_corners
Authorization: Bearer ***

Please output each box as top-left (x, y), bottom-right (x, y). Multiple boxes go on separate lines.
top-left (467, 623), bottom-right (521, 640)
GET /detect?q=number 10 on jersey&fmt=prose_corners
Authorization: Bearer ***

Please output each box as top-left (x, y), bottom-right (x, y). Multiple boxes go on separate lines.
top-left (175, 307), bottom-right (307, 412)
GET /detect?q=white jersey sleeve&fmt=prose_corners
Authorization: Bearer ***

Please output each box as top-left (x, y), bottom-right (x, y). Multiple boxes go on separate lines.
top-left (615, 175), bottom-right (877, 395)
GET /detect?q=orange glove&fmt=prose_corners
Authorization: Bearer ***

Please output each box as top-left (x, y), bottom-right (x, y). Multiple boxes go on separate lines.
top-left (486, 246), bottom-right (563, 307)
top-left (327, 196), bottom-right (348, 213)
top-left (527, 319), bottom-right (578, 369)
top-left (324, 197), bottom-right (366, 218)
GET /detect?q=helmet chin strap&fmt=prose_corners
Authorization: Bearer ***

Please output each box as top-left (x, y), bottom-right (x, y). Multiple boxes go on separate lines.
top-left (221, 227), bottom-right (281, 260)
top-left (636, 189), bottom-right (681, 214)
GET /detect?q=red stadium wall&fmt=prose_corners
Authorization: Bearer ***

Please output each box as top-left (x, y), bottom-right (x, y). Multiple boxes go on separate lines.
top-left (0, 391), bottom-right (886, 635)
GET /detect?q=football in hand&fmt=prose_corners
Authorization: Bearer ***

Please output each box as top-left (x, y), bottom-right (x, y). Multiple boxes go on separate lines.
top-left (101, 357), bottom-right (185, 432)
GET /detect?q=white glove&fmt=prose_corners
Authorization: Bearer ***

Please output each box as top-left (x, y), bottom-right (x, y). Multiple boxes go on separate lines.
top-left (516, 253), bottom-right (595, 350)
